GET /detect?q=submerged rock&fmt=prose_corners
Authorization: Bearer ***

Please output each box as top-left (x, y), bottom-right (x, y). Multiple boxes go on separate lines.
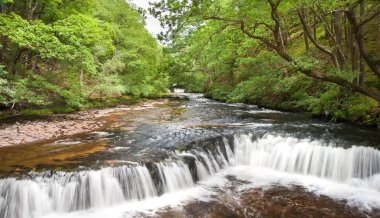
top-left (148, 184), bottom-right (380, 218)
top-left (241, 185), bottom-right (380, 218)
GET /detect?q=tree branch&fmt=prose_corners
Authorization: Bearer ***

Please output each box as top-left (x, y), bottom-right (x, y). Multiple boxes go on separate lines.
top-left (346, 9), bottom-right (380, 79)
top-left (358, 8), bottom-right (380, 27)
top-left (203, 16), bottom-right (277, 49)
top-left (298, 7), bottom-right (340, 68)
top-left (295, 64), bottom-right (380, 102)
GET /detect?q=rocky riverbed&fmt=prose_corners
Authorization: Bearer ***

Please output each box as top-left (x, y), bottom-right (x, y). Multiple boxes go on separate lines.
top-left (147, 181), bottom-right (380, 218)
top-left (1, 93), bottom-right (379, 218)
top-left (0, 99), bottom-right (169, 147)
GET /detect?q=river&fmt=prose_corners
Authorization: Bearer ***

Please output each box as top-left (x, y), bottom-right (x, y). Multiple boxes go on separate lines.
top-left (0, 91), bottom-right (380, 218)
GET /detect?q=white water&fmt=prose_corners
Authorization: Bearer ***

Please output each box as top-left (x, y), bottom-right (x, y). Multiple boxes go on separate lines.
top-left (156, 162), bottom-right (194, 193)
top-left (1, 133), bottom-right (380, 218)
top-left (229, 134), bottom-right (380, 189)
top-left (0, 164), bottom-right (194, 218)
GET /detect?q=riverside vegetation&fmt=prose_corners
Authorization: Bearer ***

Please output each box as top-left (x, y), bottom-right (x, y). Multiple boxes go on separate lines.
top-left (0, 0), bottom-right (169, 115)
top-left (1, 0), bottom-right (380, 128)
top-left (153, 0), bottom-right (380, 128)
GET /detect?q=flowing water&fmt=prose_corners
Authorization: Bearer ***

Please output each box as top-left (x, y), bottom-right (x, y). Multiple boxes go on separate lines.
top-left (0, 91), bottom-right (380, 218)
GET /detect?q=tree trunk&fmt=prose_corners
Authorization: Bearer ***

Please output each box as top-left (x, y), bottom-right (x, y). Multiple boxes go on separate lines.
top-left (208, 3), bottom-right (380, 104)
top-left (298, 8), bottom-right (340, 67)
top-left (346, 6), bottom-right (380, 80)
top-left (333, 11), bottom-right (345, 70)
top-left (313, 13), bottom-right (317, 40)
top-left (358, 0), bottom-right (365, 85)
top-left (31, 57), bottom-right (39, 73)
top-left (304, 67), bottom-right (380, 103)
top-left (333, 11), bottom-right (342, 47)
top-left (378, 14), bottom-right (380, 54)
top-left (350, 8), bottom-right (357, 74)
top-left (342, 14), bottom-right (350, 74)
top-left (80, 69), bottom-right (84, 94)
top-left (28, 0), bottom-right (38, 20)
top-left (282, 18), bottom-right (290, 45)
top-left (303, 30), bottom-right (309, 50)
top-left (344, 13), bottom-right (350, 55)
top-left (324, 25), bottom-right (329, 38)
top-left (352, 43), bottom-right (358, 73)
top-left (12, 48), bottom-right (27, 73)
top-left (302, 7), bottom-right (309, 50)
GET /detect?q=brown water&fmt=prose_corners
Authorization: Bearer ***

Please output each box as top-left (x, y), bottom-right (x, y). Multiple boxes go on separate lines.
top-left (0, 93), bottom-right (379, 218)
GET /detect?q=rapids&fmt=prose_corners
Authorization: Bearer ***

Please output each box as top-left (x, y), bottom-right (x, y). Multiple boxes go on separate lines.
top-left (0, 92), bottom-right (379, 218)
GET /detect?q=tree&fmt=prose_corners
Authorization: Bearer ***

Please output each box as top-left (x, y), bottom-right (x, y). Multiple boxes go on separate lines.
top-left (151, 0), bottom-right (380, 103)
top-left (0, 0), bottom-right (170, 109)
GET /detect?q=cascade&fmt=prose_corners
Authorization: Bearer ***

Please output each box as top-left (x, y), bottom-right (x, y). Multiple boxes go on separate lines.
top-left (1, 133), bottom-right (380, 218)
top-left (192, 134), bottom-right (380, 190)
top-left (231, 134), bottom-right (380, 187)
top-left (0, 164), bottom-right (195, 218)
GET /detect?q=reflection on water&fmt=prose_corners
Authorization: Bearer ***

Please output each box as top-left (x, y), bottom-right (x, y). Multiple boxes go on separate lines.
top-left (0, 92), bottom-right (379, 218)
top-left (0, 93), bottom-right (379, 176)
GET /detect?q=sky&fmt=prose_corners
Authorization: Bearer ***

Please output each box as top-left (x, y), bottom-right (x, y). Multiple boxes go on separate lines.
top-left (129, 0), bottom-right (164, 37)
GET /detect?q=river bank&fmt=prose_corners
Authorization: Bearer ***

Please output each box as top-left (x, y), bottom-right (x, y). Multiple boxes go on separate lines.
top-left (203, 92), bottom-right (380, 130)
top-left (0, 92), bottom-right (379, 218)
top-left (0, 99), bottom-right (170, 147)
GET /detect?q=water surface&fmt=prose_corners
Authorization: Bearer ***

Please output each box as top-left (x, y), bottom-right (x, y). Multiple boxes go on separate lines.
top-left (0, 92), bottom-right (379, 218)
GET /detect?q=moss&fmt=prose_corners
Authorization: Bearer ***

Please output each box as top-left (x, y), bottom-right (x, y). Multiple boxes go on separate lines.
top-left (20, 108), bottom-right (54, 116)
top-left (0, 95), bottom-right (144, 121)
top-left (170, 107), bottom-right (187, 117)
top-left (176, 146), bottom-right (187, 153)
top-left (81, 96), bottom-right (142, 110)
top-left (19, 106), bottom-right (76, 116)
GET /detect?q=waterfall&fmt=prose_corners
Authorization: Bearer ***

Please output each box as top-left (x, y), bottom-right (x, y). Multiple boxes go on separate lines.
top-left (156, 162), bottom-right (194, 193)
top-left (190, 133), bottom-right (380, 190)
top-left (113, 166), bottom-right (156, 200)
top-left (1, 133), bottom-right (380, 218)
top-left (0, 164), bottom-right (194, 218)
top-left (231, 134), bottom-right (380, 188)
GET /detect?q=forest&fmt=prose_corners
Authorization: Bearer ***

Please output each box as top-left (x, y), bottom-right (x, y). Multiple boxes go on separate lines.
top-left (153, 0), bottom-right (380, 127)
top-left (1, 1), bottom-right (380, 217)
top-left (1, 0), bottom-right (380, 128)
top-left (0, 0), bottom-right (168, 113)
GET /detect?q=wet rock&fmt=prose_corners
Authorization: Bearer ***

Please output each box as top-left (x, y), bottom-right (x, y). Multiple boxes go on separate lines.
top-left (155, 201), bottom-right (244, 218)
top-left (181, 155), bottom-right (198, 182)
top-left (141, 181), bottom-right (380, 218)
top-left (0, 99), bottom-right (168, 147)
top-left (240, 185), bottom-right (380, 218)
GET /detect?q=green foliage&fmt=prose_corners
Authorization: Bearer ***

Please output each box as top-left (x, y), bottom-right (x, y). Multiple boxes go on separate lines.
top-left (83, 96), bottom-right (140, 109)
top-left (161, 53), bottom-right (207, 92)
top-left (185, 72), bottom-right (208, 93)
top-left (0, 65), bottom-right (12, 105)
top-left (303, 84), bottom-right (378, 123)
top-left (206, 83), bottom-right (233, 101)
top-left (228, 76), bottom-right (277, 103)
top-left (156, 0), bottom-right (380, 127)
top-left (0, 0), bottom-right (169, 112)
top-left (20, 106), bottom-right (75, 116)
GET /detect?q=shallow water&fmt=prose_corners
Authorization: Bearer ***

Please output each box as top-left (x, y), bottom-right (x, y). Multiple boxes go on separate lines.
top-left (0, 92), bottom-right (379, 218)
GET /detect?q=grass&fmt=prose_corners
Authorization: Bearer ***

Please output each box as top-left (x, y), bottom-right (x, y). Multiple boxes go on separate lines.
top-left (170, 107), bottom-right (187, 117)
top-left (81, 96), bottom-right (141, 109)
top-left (20, 106), bottom-right (76, 116)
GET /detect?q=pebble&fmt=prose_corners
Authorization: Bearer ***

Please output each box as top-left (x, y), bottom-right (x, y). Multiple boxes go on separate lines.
top-left (0, 100), bottom-right (166, 147)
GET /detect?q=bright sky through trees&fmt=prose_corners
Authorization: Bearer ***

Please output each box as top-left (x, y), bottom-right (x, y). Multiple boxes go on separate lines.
top-left (129, 0), bottom-right (163, 36)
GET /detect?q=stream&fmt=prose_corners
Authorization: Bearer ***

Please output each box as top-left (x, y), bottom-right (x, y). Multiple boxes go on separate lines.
top-left (0, 91), bottom-right (380, 218)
